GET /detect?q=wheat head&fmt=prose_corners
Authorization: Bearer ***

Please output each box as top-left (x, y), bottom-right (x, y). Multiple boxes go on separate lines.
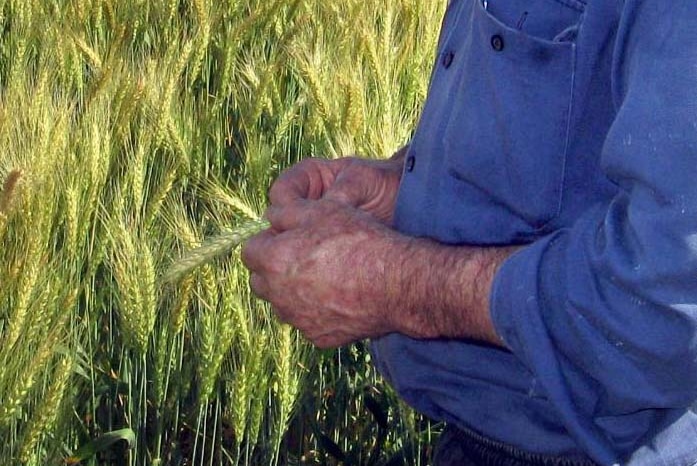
top-left (163, 218), bottom-right (269, 284)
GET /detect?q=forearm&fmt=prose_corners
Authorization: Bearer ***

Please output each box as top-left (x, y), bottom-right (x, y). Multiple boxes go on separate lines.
top-left (384, 235), bottom-right (516, 347)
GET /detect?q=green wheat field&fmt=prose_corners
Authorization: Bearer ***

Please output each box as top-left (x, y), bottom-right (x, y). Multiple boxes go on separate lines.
top-left (0, 0), bottom-right (446, 464)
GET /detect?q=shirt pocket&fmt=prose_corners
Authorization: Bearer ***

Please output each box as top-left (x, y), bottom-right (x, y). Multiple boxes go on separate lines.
top-left (443, 0), bottom-right (583, 231)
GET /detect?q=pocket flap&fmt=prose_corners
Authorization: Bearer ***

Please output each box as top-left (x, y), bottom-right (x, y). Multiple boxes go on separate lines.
top-left (486, 0), bottom-right (584, 42)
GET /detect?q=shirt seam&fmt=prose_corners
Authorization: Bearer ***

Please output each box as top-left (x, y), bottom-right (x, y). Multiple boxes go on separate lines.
top-left (541, 12), bottom-right (583, 233)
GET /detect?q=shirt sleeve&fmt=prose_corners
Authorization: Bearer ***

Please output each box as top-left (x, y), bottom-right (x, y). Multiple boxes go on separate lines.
top-left (490, 0), bottom-right (697, 458)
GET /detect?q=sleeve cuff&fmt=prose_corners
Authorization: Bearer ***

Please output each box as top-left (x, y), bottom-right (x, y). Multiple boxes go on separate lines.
top-left (490, 231), bottom-right (568, 365)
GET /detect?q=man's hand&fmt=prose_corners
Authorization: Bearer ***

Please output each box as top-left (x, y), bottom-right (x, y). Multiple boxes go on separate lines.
top-left (241, 196), bottom-right (516, 348)
top-left (268, 147), bottom-right (407, 224)
top-left (241, 199), bottom-right (406, 348)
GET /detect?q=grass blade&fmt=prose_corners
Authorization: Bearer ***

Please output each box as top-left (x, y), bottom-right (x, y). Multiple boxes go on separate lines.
top-left (66, 428), bottom-right (136, 464)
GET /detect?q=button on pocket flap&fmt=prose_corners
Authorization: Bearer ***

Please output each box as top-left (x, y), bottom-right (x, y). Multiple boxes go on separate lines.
top-left (485, 0), bottom-right (584, 42)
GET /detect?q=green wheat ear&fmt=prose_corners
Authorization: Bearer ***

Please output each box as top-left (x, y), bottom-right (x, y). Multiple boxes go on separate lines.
top-left (163, 218), bottom-right (270, 284)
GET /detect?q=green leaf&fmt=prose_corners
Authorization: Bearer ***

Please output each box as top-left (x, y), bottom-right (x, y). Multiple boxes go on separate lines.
top-left (65, 429), bottom-right (136, 464)
top-left (363, 393), bottom-right (388, 429)
top-left (317, 432), bottom-right (346, 462)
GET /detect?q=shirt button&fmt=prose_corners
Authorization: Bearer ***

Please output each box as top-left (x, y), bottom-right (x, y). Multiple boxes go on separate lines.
top-left (442, 51), bottom-right (455, 69)
top-left (491, 34), bottom-right (504, 52)
top-left (406, 155), bottom-right (416, 172)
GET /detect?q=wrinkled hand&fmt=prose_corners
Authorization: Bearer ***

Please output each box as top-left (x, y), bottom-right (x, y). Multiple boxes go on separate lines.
top-left (242, 148), bottom-right (509, 348)
top-left (268, 152), bottom-right (405, 224)
top-left (241, 198), bottom-right (407, 348)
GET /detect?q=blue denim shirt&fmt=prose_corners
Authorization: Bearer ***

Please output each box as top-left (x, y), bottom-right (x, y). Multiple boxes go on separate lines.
top-left (371, 0), bottom-right (697, 464)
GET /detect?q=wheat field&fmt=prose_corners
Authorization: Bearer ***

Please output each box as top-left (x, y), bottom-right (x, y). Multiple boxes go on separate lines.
top-left (0, 0), bottom-right (445, 464)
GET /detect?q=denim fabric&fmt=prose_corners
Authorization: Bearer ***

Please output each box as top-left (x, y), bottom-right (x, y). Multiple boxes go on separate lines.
top-left (371, 0), bottom-right (697, 464)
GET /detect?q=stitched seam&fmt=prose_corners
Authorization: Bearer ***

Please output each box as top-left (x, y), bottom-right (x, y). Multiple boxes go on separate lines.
top-left (534, 7), bottom-right (586, 234)
top-left (449, 424), bottom-right (599, 466)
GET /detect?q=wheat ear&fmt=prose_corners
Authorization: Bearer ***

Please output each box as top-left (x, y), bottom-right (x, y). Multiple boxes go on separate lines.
top-left (18, 355), bottom-right (73, 463)
top-left (163, 218), bottom-right (269, 284)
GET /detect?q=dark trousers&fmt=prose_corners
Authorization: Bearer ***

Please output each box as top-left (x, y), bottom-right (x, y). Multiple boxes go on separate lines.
top-left (433, 425), bottom-right (599, 466)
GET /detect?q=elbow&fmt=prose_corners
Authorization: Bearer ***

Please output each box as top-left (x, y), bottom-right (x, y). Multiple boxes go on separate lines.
top-left (593, 303), bottom-right (697, 413)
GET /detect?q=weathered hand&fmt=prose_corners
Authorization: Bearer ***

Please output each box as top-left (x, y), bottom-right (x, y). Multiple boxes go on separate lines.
top-left (243, 147), bottom-right (513, 349)
top-left (268, 150), bottom-right (406, 224)
top-left (241, 199), bottom-right (407, 348)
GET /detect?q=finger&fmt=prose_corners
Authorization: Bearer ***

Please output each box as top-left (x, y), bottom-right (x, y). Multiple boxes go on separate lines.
top-left (268, 159), bottom-right (335, 206)
top-left (268, 172), bottom-right (312, 206)
top-left (322, 171), bottom-right (366, 207)
top-left (310, 331), bottom-right (352, 349)
top-left (240, 229), bottom-right (277, 272)
top-left (249, 273), bottom-right (271, 301)
top-left (271, 305), bottom-right (292, 324)
top-left (265, 201), bottom-right (321, 232)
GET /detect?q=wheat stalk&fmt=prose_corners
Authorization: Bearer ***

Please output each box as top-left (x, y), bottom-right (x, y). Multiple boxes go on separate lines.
top-left (163, 218), bottom-right (269, 284)
top-left (197, 276), bottom-right (218, 404)
top-left (247, 331), bottom-right (270, 447)
top-left (227, 361), bottom-right (250, 445)
top-left (18, 355), bottom-right (73, 463)
top-left (0, 319), bottom-right (65, 427)
top-left (153, 325), bottom-right (169, 404)
top-left (199, 180), bottom-right (259, 220)
top-left (155, 39), bottom-right (194, 149)
top-left (169, 275), bottom-right (193, 336)
top-left (189, 0), bottom-right (210, 81)
top-left (166, 0), bottom-right (178, 25)
top-left (144, 166), bottom-right (178, 227)
top-left (3, 239), bottom-right (41, 352)
top-left (341, 78), bottom-right (364, 136)
top-left (109, 222), bottom-right (158, 355)
top-left (201, 295), bottom-right (236, 404)
top-left (72, 34), bottom-right (102, 72)
top-left (64, 183), bottom-right (79, 256)
top-left (292, 48), bottom-right (331, 125)
top-left (271, 325), bottom-right (301, 455)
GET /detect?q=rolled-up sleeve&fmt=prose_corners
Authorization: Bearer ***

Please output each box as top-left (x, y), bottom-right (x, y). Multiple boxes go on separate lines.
top-left (491, 0), bottom-right (697, 458)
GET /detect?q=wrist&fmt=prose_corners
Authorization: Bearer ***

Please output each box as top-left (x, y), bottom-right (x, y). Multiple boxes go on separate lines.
top-left (380, 235), bottom-right (446, 337)
top-left (382, 236), bottom-right (513, 345)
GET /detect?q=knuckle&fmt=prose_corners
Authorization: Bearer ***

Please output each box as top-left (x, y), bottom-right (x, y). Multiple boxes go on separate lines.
top-left (313, 337), bottom-right (326, 348)
top-left (240, 236), bottom-right (263, 268)
top-left (241, 231), bottom-right (281, 271)
top-left (292, 158), bottom-right (321, 177)
top-left (273, 306), bottom-right (292, 324)
top-left (249, 274), bottom-right (265, 297)
top-left (314, 336), bottom-right (334, 349)
top-left (268, 176), bottom-right (288, 193)
top-left (297, 157), bottom-right (319, 168)
top-left (240, 243), bottom-right (253, 268)
top-left (265, 206), bottom-right (289, 231)
top-left (267, 182), bottom-right (288, 205)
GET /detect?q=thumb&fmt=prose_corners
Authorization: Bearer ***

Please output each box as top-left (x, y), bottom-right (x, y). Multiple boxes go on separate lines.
top-left (321, 171), bottom-right (368, 208)
top-left (265, 201), bottom-right (318, 232)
